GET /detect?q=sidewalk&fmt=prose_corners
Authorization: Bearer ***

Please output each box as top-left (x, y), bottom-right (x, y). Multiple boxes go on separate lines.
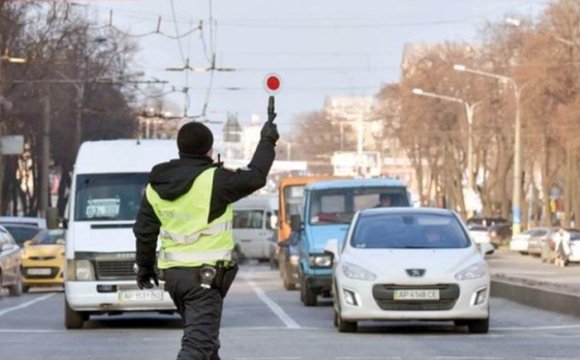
top-left (488, 249), bottom-right (580, 317)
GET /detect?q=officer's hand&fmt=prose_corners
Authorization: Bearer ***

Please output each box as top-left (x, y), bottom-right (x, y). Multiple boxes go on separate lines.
top-left (136, 267), bottom-right (159, 289)
top-left (261, 121), bottom-right (279, 145)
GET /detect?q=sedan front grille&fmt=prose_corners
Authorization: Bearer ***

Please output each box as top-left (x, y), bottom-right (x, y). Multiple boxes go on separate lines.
top-left (372, 284), bottom-right (460, 311)
top-left (95, 260), bottom-right (135, 280)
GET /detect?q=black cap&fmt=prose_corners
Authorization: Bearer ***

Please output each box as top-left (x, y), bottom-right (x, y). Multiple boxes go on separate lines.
top-left (177, 122), bottom-right (214, 156)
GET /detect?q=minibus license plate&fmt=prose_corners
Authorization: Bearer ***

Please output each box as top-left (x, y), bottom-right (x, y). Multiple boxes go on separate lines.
top-left (119, 290), bottom-right (163, 302)
top-left (394, 289), bottom-right (439, 301)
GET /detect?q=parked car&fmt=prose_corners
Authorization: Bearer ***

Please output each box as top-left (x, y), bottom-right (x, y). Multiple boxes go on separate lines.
top-left (510, 227), bottom-right (557, 255)
top-left (21, 229), bottom-right (66, 292)
top-left (327, 208), bottom-right (490, 333)
top-left (541, 228), bottom-right (580, 264)
top-left (467, 224), bottom-right (495, 255)
top-left (0, 225), bottom-right (23, 296)
top-left (467, 217), bottom-right (512, 246)
top-left (0, 216), bottom-right (47, 228)
top-left (567, 231), bottom-right (580, 264)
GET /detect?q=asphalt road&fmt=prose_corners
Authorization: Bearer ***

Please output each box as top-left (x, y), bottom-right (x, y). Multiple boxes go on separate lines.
top-left (2, 264), bottom-right (580, 360)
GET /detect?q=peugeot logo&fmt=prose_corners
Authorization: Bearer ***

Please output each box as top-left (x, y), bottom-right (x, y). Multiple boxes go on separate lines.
top-left (406, 269), bottom-right (426, 277)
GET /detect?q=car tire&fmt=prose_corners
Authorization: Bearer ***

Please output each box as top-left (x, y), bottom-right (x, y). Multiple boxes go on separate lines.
top-left (467, 318), bottom-right (489, 334)
top-left (519, 251), bottom-right (528, 256)
top-left (300, 276), bottom-right (317, 306)
top-left (22, 285), bottom-right (30, 293)
top-left (8, 269), bottom-right (23, 297)
top-left (337, 314), bottom-right (357, 333)
top-left (65, 299), bottom-right (87, 329)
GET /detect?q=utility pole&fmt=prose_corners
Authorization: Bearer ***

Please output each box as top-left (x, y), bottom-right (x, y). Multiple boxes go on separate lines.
top-left (75, 83), bottom-right (84, 151)
top-left (40, 84), bottom-right (51, 217)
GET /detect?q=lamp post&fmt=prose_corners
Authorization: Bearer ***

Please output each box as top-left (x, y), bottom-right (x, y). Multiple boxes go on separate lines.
top-left (412, 88), bottom-right (480, 214)
top-left (454, 64), bottom-right (524, 235)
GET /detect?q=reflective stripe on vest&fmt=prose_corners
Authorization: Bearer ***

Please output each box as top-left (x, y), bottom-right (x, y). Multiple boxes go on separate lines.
top-left (159, 249), bottom-right (232, 263)
top-left (159, 220), bottom-right (233, 245)
top-left (146, 167), bottom-right (234, 268)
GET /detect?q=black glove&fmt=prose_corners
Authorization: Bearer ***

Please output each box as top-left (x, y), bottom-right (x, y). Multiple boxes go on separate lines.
top-left (261, 96), bottom-right (279, 145)
top-left (261, 121), bottom-right (279, 145)
top-left (136, 266), bottom-right (159, 289)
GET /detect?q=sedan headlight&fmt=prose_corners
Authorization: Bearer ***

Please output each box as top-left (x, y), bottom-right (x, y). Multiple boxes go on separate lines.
top-left (309, 254), bottom-right (332, 268)
top-left (455, 261), bottom-right (487, 281)
top-left (341, 262), bottom-right (376, 281)
top-left (70, 259), bottom-right (95, 281)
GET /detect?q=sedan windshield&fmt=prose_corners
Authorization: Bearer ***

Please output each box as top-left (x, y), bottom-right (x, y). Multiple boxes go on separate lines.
top-left (30, 230), bottom-right (65, 245)
top-left (352, 213), bottom-right (470, 249)
top-left (2, 225), bottom-right (41, 246)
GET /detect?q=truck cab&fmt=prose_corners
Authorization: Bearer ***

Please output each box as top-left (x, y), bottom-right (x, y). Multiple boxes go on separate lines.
top-left (295, 178), bottom-right (410, 306)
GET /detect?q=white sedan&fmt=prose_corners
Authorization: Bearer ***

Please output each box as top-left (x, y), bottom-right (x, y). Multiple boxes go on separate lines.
top-left (326, 208), bottom-right (490, 334)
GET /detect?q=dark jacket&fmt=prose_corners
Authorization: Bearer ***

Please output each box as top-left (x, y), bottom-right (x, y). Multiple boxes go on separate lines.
top-left (134, 140), bottom-right (275, 268)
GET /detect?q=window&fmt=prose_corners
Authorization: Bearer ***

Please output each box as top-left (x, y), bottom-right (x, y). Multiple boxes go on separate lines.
top-left (309, 186), bottom-right (409, 225)
top-left (283, 185), bottom-right (305, 224)
top-left (352, 213), bottom-right (470, 249)
top-left (233, 210), bottom-right (264, 229)
top-left (75, 173), bottom-right (149, 221)
top-left (3, 225), bottom-right (40, 246)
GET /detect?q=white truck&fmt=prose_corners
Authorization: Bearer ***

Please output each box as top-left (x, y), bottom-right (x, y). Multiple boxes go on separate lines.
top-left (64, 140), bottom-right (177, 329)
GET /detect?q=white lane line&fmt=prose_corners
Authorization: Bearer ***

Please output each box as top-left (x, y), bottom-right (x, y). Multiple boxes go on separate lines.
top-left (246, 280), bottom-right (301, 329)
top-left (235, 357), bottom-right (302, 360)
top-left (336, 357), bottom-right (402, 360)
top-left (0, 293), bottom-right (55, 318)
top-left (493, 324), bottom-right (580, 331)
top-left (435, 357), bottom-right (504, 360)
top-left (0, 329), bottom-right (65, 333)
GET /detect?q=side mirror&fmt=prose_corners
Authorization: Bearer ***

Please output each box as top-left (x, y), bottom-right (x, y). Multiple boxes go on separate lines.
top-left (479, 242), bottom-right (495, 256)
top-left (62, 218), bottom-right (69, 230)
top-left (290, 214), bottom-right (302, 233)
top-left (46, 207), bottom-right (59, 229)
top-left (269, 214), bottom-right (278, 230)
top-left (324, 238), bottom-right (340, 262)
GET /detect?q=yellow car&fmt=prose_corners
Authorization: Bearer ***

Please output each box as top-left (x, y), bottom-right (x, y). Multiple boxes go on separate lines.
top-left (21, 229), bottom-right (65, 292)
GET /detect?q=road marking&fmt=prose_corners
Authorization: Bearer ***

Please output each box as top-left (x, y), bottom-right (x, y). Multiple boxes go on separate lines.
top-left (493, 324), bottom-right (580, 331)
top-left (0, 293), bottom-right (55, 318)
top-left (235, 357), bottom-right (302, 360)
top-left (246, 279), bottom-right (301, 329)
top-left (0, 329), bottom-right (65, 333)
top-left (435, 357), bottom-right (504, 360)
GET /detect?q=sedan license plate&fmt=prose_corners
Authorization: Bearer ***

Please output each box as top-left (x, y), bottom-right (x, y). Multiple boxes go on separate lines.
top-left (394, 289), bottom-right (440, 301)
top-left (27, 268), bottom-right (51, 276)
top-left (119, 290), bottom-right (163, 302)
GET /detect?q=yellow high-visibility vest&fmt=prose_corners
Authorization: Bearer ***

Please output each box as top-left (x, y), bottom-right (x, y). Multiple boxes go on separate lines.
top-left (146, 167), bottom-right (234, 269)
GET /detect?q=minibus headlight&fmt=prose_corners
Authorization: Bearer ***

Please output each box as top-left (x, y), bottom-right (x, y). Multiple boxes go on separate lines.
top-left (73, 260), bottom-right (95, 281)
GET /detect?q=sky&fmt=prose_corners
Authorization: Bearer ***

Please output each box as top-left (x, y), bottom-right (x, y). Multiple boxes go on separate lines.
top-left (79, 0), bottom-right (548, 135)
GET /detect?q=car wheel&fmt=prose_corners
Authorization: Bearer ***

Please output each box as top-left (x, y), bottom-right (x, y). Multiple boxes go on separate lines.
top-left (337, 312), bottom-right (357, 333)
top-left (467, 318), bottom-right (489, 334)
top-left (519, 251), bottom-right (528, 255)
top-left (65, 299), bottom-right (87, 329)
top-left (8, 269), bottom-right (23, 297)
top-left (454, 320), bottom-right (468, 327)
top-left (300, 276), bottom-right (317, 306)
top-left (22, 285), bottom-right (30, 293)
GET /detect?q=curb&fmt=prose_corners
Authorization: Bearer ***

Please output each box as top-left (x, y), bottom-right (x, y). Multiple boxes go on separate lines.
top-left (491, 278), bottom-right (580, 318)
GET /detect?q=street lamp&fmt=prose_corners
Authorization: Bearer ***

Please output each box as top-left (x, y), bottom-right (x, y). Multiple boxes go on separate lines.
top-left (411, 88), bottom-right (480, 206)
top-left (454, 64), bottom-right (524, 235)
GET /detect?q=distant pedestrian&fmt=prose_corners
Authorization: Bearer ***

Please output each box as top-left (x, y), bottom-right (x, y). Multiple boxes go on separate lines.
top-left (553, 226), bottom-right (571, 267)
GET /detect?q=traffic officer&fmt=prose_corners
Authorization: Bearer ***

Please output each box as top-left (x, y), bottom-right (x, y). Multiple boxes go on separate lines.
top-left (134, 107), bottom-right (278, 359)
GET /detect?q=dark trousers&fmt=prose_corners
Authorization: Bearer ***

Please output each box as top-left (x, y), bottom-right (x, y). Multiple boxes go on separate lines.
top-left (164, 268), bottom-right (224, 360)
